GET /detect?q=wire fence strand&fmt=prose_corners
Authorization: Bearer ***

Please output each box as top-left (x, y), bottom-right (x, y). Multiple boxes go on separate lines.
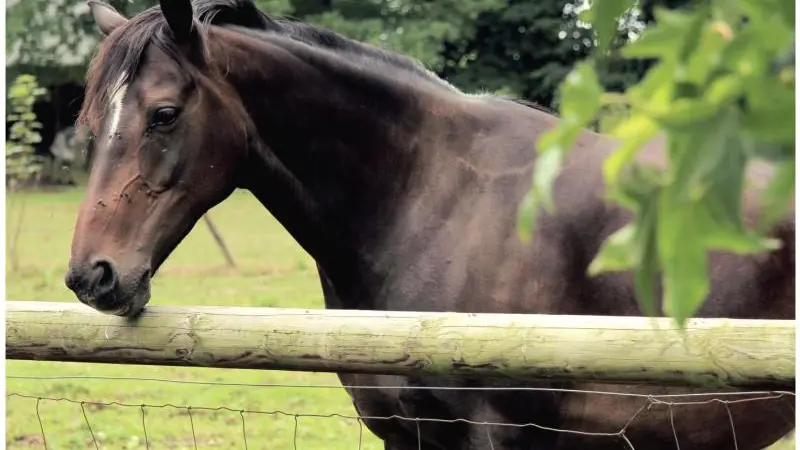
top-left (141, 405), bottom-right (150, 450)
top-left (79, 401), bottom-right (99, 450)
top-left (7, 374), bottom-right (793, 399)
top-left (8, 390), bottom-right (795, 450)
top-left (7, 375), bottom-right (795, 449)
top-left (35, 397), bottom-right (47, 450)
top-left (241, 410), bottom-right (249, 450)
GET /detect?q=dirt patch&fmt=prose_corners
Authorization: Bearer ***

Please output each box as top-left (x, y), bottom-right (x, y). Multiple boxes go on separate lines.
top-left (9, 434), bottom-right (44, 447)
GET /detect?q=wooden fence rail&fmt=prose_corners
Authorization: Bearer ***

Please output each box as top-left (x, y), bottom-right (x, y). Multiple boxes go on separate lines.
top-left (6, 301), bottom-right (795, 389)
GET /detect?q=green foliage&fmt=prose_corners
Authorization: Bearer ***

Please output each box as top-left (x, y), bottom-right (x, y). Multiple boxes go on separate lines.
top-left (298, 0), bottom-right (505, 72)
top-left (518, 0), bottom-right (795, 326)
top-left (440, 1), bottom-right (587, 103)
top-left (7, 0), bottom-right (675, 104)
top-left (6, 74), bottom-right (47, 189)
top-left (6, 0), bottom-right (291, 85)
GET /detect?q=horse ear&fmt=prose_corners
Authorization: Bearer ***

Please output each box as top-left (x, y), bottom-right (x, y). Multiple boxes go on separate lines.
top-left (160, 0), bottom-right (197, 44)
top-left (87, 1), bottom-right (128, 36)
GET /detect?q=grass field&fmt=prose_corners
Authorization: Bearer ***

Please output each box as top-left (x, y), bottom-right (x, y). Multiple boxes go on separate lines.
top-left (6, 188), bottom-right (383, 449)
top-left (6, 188), bottom-right (795, 449)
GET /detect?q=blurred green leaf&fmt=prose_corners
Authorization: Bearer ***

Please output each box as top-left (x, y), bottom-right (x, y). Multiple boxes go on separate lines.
top-left (621, 7), bottom-right (704, 62)
top-left (558, 62), bottom-right (605, 125)
top-left (657, 192), bottom-right (709, 327)
top-left (602, 113), bottom-right (659, 189)
top-left (516, 191), bottom-right (536, 242)
top-left (741, 79), bottom-right (795, 146)
top-left (532, 145), bottom-right (563, 211)
top-left (601, 165), bottom-right (662, 318)
top-left (759, 162), bottom-right (796, 232)
top-left (580, 0), bottom-right (636, 56)
top-left (589, 224), bottom-right (636, 273)
top-left (631, 205), bottom-right (660, 318)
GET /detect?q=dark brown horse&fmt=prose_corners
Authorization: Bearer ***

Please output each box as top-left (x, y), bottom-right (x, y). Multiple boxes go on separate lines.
top-left (65, 1), bottom-right (795, 448)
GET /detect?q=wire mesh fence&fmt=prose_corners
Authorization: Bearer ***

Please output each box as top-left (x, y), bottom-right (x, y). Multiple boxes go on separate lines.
top-left (6, 375), bottom-right (796, 450)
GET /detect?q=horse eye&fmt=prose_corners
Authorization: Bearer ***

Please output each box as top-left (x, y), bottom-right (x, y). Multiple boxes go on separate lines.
top-left (150, 107), bottom-right (180, 128)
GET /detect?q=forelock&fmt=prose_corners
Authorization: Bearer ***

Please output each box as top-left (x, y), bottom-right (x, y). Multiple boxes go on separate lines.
top-left (78, 7), bottom-right (193, 134)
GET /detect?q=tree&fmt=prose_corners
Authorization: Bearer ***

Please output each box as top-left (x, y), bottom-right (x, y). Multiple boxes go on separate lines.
top-left (7, 0), bottom-right (659, 105)
top-left (6, 0), bottom-right (292, 86)
top-left (292, 0), bottom-right (505, 72)
top-left (436, 0), bottom-right (693, 109)
top-left (439, 1), bottom-right (592, 106)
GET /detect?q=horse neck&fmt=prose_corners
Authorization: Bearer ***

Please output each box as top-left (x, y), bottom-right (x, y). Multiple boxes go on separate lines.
top-left (208, 27), bottom-right (453, 297)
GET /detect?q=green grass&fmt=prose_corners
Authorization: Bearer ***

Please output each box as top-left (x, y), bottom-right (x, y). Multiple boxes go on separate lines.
top-left (6, 188), bottom-right (383, 449)
top-left (6, 188), bottom-right (795, 449)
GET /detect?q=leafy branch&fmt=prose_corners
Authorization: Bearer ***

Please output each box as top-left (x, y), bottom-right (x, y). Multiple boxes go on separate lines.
top-left (7, 74), bottom-right (48, 272)
top-left (517, 0), bottom-right (795, 326)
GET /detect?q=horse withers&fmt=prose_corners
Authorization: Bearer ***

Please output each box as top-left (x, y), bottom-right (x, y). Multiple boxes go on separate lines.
top-left (65, 1), bottom-right (795, 448)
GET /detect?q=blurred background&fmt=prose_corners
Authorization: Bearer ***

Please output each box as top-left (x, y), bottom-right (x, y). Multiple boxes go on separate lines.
top-left (6, 1), bottom-right (794, 449)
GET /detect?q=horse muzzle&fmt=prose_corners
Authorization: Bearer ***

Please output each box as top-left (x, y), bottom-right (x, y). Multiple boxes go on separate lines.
top-left (65, 257), bottom-right (151, 317)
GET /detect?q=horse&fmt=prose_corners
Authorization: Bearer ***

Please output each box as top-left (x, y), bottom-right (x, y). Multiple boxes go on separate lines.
top-left (64, 1), bottom-right (795, 448)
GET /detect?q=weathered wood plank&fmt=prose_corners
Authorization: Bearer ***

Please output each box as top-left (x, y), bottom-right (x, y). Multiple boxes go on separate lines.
top-left (6, 301), bottom-right (794, 388)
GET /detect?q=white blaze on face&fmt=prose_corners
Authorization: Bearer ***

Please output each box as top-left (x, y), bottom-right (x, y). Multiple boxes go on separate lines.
top-left (107, 72), bottom-right (129, 140)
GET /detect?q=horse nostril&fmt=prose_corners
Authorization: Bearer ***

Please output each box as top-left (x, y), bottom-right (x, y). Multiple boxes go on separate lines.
top-left (91, 259), bottom-right (118, 296)
top-left (65, 268), bottom-right (81, 293)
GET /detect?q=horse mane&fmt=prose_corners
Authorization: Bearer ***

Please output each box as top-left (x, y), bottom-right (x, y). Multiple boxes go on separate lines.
top-left (78, 0), bottom-right (457, 132)
top-left (195, 0), bottom-right (456, 90)
top-left (507, 97), bottom-right (556, 115)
